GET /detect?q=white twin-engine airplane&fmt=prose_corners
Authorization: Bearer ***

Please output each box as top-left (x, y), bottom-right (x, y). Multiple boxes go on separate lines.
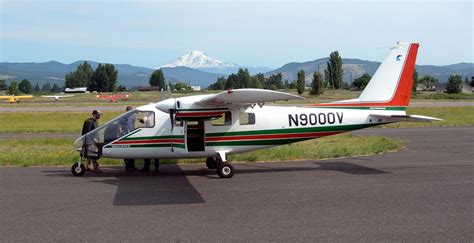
top-left (41, 94), bottom-right (75, 101)
top-left (72, 42), bottom-right (441, 178)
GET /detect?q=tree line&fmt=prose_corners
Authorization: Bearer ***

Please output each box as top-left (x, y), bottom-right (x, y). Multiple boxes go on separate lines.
top-left (65, 61), bottom-right (121, 92)
top-left (0, 79), bottom-right (63, 95)
top-left (207, 50), bottom-right (344, 96)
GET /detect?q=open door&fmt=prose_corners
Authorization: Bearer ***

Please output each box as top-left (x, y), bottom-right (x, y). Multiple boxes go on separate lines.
top-left (185, 120), bottom-right (205, 152)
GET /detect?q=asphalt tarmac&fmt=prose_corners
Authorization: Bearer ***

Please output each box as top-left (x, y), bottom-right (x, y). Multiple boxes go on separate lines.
top-left (1, 127), bottom-right (473, 241)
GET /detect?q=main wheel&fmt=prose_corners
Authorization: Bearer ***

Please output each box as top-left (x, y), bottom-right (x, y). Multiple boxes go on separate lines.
top-left (71, 162), bottom-right (86, 177)
top-left (217, 162), bottom-right (234, 178)
top-left (206, 157), bottom-right (218, 169)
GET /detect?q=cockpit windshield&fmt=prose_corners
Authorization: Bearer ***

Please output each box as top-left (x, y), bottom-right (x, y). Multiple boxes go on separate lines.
top-left (73, 109), bottom-right (155, 151)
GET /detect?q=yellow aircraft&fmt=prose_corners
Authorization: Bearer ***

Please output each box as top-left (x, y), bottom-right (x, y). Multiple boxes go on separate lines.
top-left (0, 95), bottom-right (34, 103)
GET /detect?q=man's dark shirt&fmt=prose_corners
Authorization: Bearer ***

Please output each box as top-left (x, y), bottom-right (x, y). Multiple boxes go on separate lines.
top-left (82, 117), bottom-right (98, 135)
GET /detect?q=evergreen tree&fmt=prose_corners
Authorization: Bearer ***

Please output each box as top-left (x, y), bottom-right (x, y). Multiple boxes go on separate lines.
top-left (446, 74), bottom-right (463, 94)
top-left (225, 73), bottom-right (238, 89)
top-left (254, 73), bottom-right (265, 89)
top-left (265, 73), bottom-right (283, 90)
top-left (8, 81), bottom-right (19, 95)
top-left (64, 61), bottom-right (93, 88)
top-left (310, 71), bottom-right (323, 95)
top-left (208, 76), bottom-right (226, 90)
top-left (51, 83), bottom-right (62, 93)
top-left (34, 83), bottom-right (40, 93)
top-left (296, 69), bottom-right (306, 95)
top-left (149, 69), bottom-right (165, 89)
top-left (41, 83), bottom-right (52, 93)
top-left (326, 51), bottom-right (343, 89)
top-left (0, 79), bottom-right (7, 90)
top-left (18, 79), bottom-right (33, 94)
top-left (352, 73), bottom-right (371, 90)
top-left (237, 68), bottom-right (251, 88)
top-left (91, 64), bottom-right (109, 92)
top-left (412, 68), bottom-right (419, 92)
top-left (419, 75), bottom-right (438, 86)
top-left (104, 64), bottom-right (118, 92)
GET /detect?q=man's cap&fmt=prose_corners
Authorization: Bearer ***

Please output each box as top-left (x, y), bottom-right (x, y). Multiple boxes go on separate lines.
top-left (92, 110), bottom-right (101, 115)
top-left (126, 105), bottom-right (133, 111)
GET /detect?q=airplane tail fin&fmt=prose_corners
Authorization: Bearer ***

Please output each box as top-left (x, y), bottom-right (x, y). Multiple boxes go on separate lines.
top-left (312, 42), bottom-right (419, 109)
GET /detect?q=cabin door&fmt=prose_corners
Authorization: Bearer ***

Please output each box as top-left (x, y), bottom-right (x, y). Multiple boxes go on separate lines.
top-left (185, 120), bottom-right (205, 152)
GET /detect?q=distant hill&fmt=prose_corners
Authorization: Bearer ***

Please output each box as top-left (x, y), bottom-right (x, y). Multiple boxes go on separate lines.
top-left (266, 58), bottom-right (474, 83)
top-left (1, 59), bottom-right (472, 88)
top-left (0, 61), bottom-right (225, 87)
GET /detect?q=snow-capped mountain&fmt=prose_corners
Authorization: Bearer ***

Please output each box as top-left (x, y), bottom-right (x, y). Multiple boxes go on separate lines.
top-left (159, 50), bottom-right (272, 75)
top-left (160, 50), bottom-right (238, 69)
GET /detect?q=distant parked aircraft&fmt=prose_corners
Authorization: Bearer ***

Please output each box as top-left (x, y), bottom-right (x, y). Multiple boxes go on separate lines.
top-left (96, 94), bottom-right (131, 102)
top-left (0, 95), bottom-right (33, 103)
top-left (41, 94), bottom-right (75, 101)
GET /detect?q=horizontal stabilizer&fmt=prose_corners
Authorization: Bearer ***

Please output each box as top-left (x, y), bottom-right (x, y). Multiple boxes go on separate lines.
top-left (370, 114), bottom-right (443, 122)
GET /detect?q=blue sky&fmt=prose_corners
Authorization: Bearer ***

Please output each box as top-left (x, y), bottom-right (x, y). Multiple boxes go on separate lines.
top-left (1, 1), bottom-right (472, 68)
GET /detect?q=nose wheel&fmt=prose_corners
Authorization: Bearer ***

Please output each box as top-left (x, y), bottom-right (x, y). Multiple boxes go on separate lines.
top-left (71, 162), bottom-right (86, 177)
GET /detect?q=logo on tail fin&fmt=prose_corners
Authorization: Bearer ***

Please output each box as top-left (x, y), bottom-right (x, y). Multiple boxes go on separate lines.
top-left (396, 55), bottom-right (402, 61)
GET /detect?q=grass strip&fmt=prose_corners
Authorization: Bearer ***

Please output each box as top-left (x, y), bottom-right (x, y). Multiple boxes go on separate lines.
top-left (0, 134), bottom-right (404, 167)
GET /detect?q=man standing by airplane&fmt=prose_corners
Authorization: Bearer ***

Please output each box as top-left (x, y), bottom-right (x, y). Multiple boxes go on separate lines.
top-left (81, 110), bottom-right (102, 173)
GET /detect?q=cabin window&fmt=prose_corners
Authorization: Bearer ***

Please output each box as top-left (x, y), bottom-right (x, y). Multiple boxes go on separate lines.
top-left (239, 112), bottom-right (255, 125)
top-left (135, 111), bottom-right (155, 128)
top-left (175, 120), bottom-right (183, 127)
top-left (211, 111), bottom-right (232, 126)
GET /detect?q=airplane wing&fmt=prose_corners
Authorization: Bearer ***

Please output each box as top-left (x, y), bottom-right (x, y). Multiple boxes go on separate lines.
top-left (42, 95), bottom-right (74, 98)
top-left (115, 94), bottom-right (130, 99)
top-left (198, 89), bottom-right (304, 106)
top-left (97, 95), bottom-right (112, 99)
top-left (370, 114), bottom-right (442, 122)
top-left (156, 89), bottom-right (304, 116)
top-left (15, 95), bottom-right (33, 99)
top-left (0, 96), bottom-right (12, 99)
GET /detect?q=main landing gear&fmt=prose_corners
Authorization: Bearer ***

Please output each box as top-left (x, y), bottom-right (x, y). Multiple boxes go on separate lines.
top-left (206, 154), bottom-right (234, 178)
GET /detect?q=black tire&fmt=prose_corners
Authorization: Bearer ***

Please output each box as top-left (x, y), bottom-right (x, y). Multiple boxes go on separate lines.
top-left (217, 162), bottom-right (234, 178)
top-left (206, 157), bottom-right (218, 169)
top-left (71, 162), bottom-right (86, 177)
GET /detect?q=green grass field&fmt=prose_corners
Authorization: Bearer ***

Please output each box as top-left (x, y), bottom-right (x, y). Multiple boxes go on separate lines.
top-left (0, 134), bottom-right (404, 167)
top-left (1, 106), bottom-right (472, 133)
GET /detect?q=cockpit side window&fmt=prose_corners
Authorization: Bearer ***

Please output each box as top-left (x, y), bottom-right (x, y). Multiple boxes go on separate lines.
top-left (73, 110), bottom-right (156, 151)
top-left (136, 111), bottom-right (155, 128)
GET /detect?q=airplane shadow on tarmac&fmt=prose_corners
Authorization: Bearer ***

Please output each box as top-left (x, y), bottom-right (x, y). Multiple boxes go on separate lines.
top-left (43, 161), bottom-right (388, 206)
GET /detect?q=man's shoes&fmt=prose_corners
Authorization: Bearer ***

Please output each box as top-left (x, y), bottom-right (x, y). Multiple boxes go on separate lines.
top-left (86, 167), bottom-right (93, 172)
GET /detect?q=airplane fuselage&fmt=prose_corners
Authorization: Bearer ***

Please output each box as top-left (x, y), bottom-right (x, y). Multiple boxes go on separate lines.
top-left (100, 104), bottom-right (403, 159)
